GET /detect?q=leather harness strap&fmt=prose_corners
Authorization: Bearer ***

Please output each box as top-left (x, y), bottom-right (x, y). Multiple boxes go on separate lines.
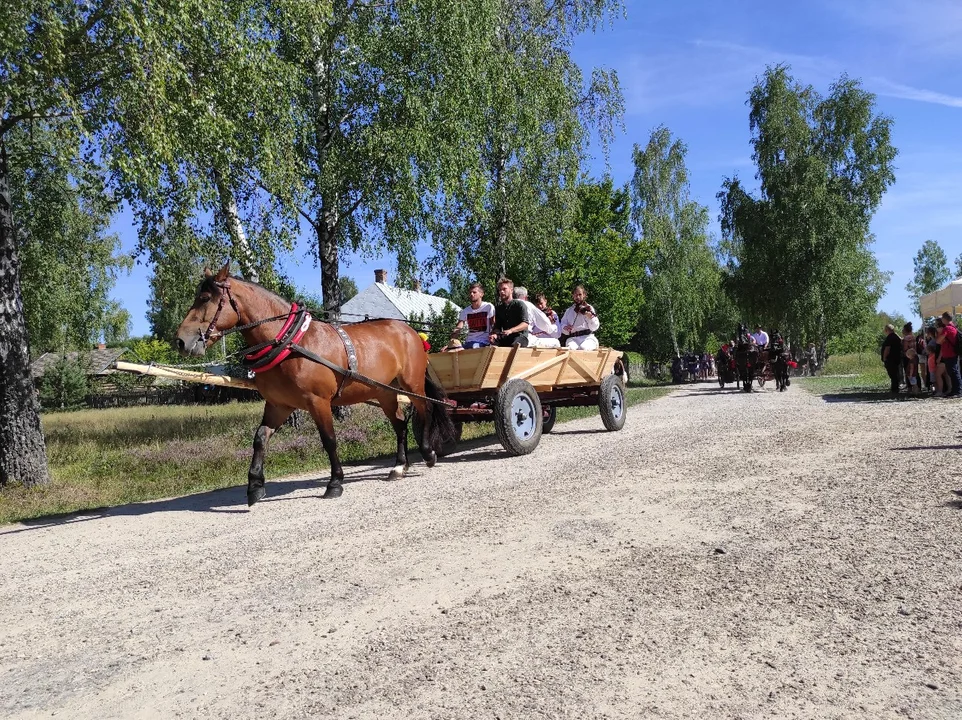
top-left (331, 325), bottom-right (358, 397)
top-left (240, 304), bottom-right (450, 406)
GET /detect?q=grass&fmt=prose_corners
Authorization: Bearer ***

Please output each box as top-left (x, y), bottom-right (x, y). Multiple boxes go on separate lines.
top-left (0, 379), bottom-right (672, 525)
top-left (794, 351), bottom-right (892, 396)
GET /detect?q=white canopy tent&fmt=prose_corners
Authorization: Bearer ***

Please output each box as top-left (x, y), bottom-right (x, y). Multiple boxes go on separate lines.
top-left (920, 278), bottom-right (962, 319)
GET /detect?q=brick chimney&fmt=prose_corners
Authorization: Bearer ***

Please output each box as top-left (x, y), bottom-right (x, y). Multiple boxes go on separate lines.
top-left (374, 269), bottom-right (388, 284)
top-left (97, 343), bottom-right (106, 350)
top-left (413, 280), bottom-right (422, 293)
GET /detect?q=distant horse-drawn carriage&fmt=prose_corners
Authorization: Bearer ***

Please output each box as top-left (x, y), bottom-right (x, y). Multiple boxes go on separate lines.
top-left (729, 331), bottom-right (791, 393)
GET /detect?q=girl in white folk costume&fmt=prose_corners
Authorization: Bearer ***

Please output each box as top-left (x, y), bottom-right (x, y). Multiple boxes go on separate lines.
top-left (559, 284), bottom-right (600, 351)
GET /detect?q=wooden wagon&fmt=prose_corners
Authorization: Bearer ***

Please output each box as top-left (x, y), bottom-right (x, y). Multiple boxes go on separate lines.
top-left (425, 346), bottom-right (628, 456)
top-left (116, 345), bottom-right (629, 458)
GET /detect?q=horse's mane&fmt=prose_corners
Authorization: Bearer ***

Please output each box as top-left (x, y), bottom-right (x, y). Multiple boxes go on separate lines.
top-left (202, 275), bottom-right (293, 309)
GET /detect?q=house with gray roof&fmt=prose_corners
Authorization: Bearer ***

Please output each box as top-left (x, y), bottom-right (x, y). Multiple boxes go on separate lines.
top-left (31, 345), bottom-right (129, 381)
top-left (340, 269), bottom-right (459, 324)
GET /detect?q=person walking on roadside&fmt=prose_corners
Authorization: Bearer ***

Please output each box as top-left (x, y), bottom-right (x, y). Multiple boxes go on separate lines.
top-left (806, 342), bottom-right (818, 376)
top-left (936, 311), bottom-right (961, 397)
top-left (881, 324), bottom-right (902, 395)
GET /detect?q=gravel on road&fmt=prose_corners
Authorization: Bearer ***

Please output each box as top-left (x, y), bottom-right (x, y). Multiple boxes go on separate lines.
top-left (1, 384), bottom-right (960, 719)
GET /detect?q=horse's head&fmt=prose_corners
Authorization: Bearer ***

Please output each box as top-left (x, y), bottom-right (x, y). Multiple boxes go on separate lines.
top-left (175, 261), bottom-right (240, 357)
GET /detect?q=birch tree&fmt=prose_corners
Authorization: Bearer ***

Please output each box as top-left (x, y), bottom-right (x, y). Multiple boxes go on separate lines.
top-left (718, 65), bottom-right (896, 349)
top-left (632, 126), bottom-right (719, 358)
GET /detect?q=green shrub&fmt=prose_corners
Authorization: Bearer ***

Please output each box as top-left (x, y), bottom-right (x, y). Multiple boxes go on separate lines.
top-left (39, 355), bottom-right (90, 410)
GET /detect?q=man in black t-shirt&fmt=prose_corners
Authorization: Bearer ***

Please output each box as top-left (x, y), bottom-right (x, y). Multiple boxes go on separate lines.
top-left (489, 278), bottom-right (529, 347)
top-left (881, 323), bottom-right (902, 394)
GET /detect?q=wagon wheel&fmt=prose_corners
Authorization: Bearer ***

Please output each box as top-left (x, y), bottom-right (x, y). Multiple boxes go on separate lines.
top-left (542, 405), bottom-right (557, 434)
top-left (494, 379), bottom-right (543, 455)
top-left (755, 368), bottom-right (767, 389)
top-left (598, 374), bottom-right (627, 431)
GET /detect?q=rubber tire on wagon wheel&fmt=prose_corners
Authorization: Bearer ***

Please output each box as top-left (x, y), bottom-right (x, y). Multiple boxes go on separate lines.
top-left (413, 417), bottom-right (462, 458)
top-left (542, 405), bottom-right (557, 434)
top-left (598, 374), bottom-right (627, 432)
top-left (494, 378), bottom-right (543, 456)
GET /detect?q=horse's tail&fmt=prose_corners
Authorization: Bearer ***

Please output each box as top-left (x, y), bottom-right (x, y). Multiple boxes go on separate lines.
top-left (421, 370), bottom-right (457, 452)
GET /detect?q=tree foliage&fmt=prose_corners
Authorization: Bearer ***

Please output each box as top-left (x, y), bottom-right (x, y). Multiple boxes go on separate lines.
top-left (102, 0), bottom-right (302, 287)
top-left (261, 0), bottom-right (523, 312)
top-left (39, 355), bottom-right (90, 410)
top-left (718, 65), bottom-right (896, 350)
top-left (429, 1), bottom-right (624, 289)
top-left (9, 126), bottom-right (131, 353)
top-left (338, 276), bottom-right (358, 304)
top-left (905, 240), bottom-right (950, 317)
top-left (828, 309), bottom-right (907, 355)
top-left (532, 178), bottom-right (645, 348)
top-left (408, 301), bottom-right (460, 353)
top-left (631, 127), bottom-right (721, 358)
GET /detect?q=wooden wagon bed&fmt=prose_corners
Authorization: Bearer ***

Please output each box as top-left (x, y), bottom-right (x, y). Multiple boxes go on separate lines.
top-left (427, 346), bottom-right (622, 394)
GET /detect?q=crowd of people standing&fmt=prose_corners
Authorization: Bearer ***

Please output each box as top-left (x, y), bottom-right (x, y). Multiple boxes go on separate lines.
top-left (881, 311), bottom-right (961, 397)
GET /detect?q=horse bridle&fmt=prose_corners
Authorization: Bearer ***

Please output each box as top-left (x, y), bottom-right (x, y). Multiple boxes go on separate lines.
top-left (199, 279), bottom-right (240, 344)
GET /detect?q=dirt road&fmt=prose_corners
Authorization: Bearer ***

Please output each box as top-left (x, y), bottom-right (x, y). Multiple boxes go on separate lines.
top-left (2, 385), bottom-right (960, 719)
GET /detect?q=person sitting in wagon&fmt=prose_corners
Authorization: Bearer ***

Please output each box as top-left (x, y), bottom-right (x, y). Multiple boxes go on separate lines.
top-left (450, 281), bottom-right (495, 349)
top-left (489, 277), bottom-right (530, 347)
top-left (559, 284), bottom-right (600, 350)
top-left (514, 286), bottom-right (559, 348)
top-left (752, 325), bottom-right (769, 349)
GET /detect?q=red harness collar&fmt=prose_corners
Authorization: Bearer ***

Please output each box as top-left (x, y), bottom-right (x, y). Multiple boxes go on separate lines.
top-left (243, 302), bottom-right (312, 373)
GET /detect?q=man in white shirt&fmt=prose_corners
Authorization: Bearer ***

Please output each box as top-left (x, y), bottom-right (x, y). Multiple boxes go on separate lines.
top-left (513, 286), bottom-right (559, 348)
top-left (559, 284), bottom-right (601, 351)
top-left (450, 282), bottom-right (495, 349)
top-left (752, 325), bottom-right (769, 349)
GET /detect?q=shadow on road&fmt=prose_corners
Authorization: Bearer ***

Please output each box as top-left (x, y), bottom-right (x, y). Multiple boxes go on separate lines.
top-left (945, 490), bottom-right (962, 510)
top-left (672, 385), bottom-right (746, 396)
top-left (548, 428), bottom-right (609, 435)
top-left (2, 467), bottom-right (394, 536)
top-left (820, 391), bottom-right (931, 404)
top-left (4, 432), bottom-right (517, 534)
top-left (892, 444), bottom-right (962, 451)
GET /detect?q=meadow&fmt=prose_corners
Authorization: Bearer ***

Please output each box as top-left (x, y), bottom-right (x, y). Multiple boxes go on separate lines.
top-left (794, 351), bottom-right (892, 396)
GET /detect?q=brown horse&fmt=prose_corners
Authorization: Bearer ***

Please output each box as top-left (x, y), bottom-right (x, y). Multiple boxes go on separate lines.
top-left (175, 262), bottom-right (455, 504)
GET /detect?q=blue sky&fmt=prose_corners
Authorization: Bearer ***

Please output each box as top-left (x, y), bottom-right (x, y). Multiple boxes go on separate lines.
top-left (111, 0), bottom-right (962, 337)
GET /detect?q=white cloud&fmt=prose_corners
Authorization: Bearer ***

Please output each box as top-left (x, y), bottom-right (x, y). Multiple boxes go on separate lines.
top-left (622, 40), bottom-right (839, 115)
top-left (871, 78), bottom-right (962, 108)
top-left (622, 38), bottom-right (962, 116)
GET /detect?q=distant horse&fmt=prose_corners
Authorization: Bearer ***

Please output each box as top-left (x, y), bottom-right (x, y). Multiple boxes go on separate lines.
top-left (769, 345), bottom-right (790, 391)
top-left (176, 262), bottom-right (455, 504)
top-left (734, 342), bottom-right (757, 392)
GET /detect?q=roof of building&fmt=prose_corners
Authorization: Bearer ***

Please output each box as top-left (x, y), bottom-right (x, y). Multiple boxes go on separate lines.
top-left (31, 348), bottom-right (129, 379)
top-left (340, 283), bottom-right (459, 323)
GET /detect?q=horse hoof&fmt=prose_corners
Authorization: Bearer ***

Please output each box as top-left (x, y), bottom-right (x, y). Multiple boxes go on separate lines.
top-left (424, 450), bottom-right (437, 468)
top-left (322, 484), bottom-right (343, 499)
top-left (387, 465), bottom-right (405, 481)
top-left (247, 486), bottom-right (266, 507)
